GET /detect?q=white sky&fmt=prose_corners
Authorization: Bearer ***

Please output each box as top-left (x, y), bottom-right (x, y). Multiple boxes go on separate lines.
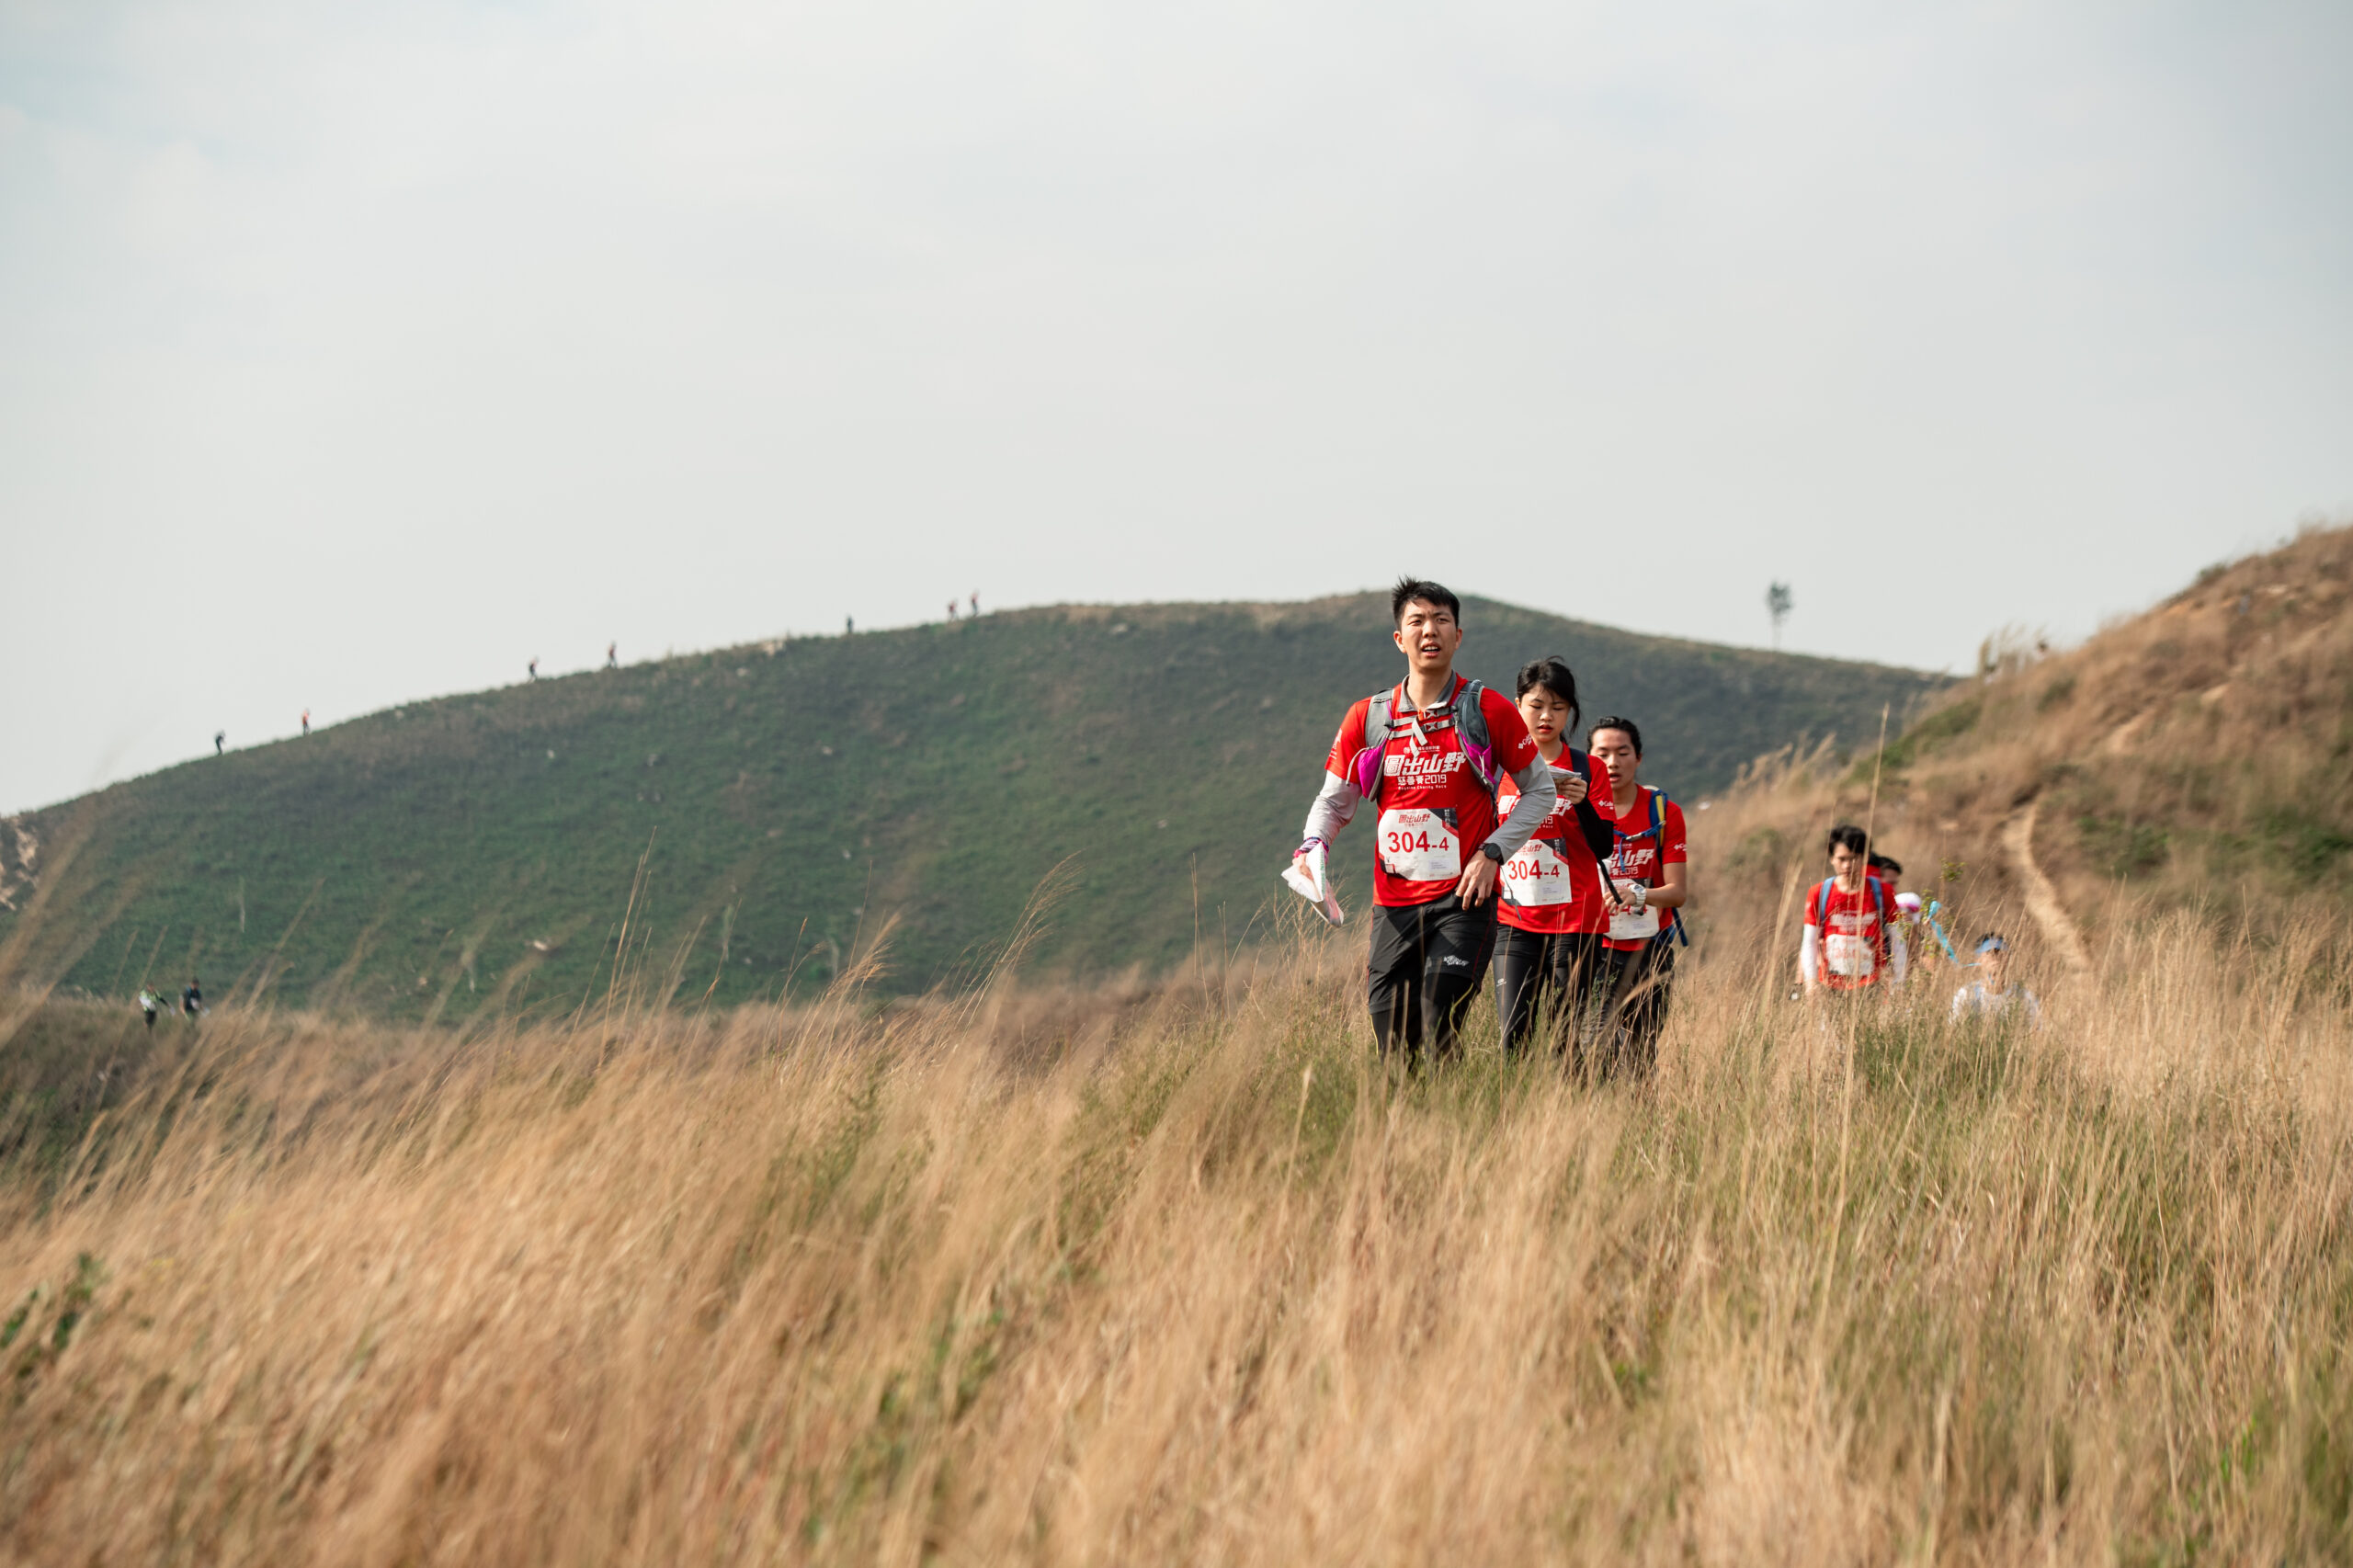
top-left (4, 0), bottom-right (2348, 813)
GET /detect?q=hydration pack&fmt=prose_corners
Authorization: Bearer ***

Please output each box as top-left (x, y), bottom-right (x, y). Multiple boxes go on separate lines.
top-left (1348, 677), bottom-right (1498, 802)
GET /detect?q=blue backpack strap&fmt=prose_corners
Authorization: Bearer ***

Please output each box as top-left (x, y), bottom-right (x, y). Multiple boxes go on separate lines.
top-left (1647, 789), bottom-right (1688, 946)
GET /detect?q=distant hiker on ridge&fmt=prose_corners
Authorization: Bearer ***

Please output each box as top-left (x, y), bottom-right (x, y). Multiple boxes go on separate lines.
top-left (947, 600), bottom-right (958, 619)
top-left (214, 731), bottom-right (224, 756)
top-left (181, 977), bottom-right (202, 1019)
top-left (845, 616), bottom-right (854, 635)
top-left (970, 591), bottom-right (980, 616)
top-left (529, 657), bottom-right (540, 681)
top-left (301, 709), bottom-right (311, 736)
top-left (607, 642), bottom-right (618, 669)
top-left (139, 989), bottom-right (160, 1030)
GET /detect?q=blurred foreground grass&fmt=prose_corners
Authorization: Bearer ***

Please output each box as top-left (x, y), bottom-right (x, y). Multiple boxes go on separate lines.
top-left (4, 903), bottom-right (2352, 1565)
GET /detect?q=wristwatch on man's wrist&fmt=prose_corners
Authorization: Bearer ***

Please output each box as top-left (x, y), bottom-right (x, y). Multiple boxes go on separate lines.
top-left (1478, 842), bottom-right (1506, 865)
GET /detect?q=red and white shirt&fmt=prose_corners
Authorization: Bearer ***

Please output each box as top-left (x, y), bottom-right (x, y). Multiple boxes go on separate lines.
top-left (1496, 751), bottom-right (1616, 935)
top-left (1803, 875), bottom-right (1893, 989)
top-left (1602, 786), bottom-right (1688, 951)
top-left (1321, 677), bottom-right (1540, 908)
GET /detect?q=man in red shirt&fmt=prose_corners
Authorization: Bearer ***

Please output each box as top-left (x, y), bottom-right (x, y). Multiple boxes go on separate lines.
top-left (1295, 579), bottom-right (1555, 1064)
top-left (1589, 717), bottom-right (1688, 1079)
top-left (1800, 824), bottom-right (1905, 995)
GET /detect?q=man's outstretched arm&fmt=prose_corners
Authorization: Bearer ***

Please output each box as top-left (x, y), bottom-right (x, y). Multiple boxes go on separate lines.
top-left (1300, 769), bottom-right (1359, 858)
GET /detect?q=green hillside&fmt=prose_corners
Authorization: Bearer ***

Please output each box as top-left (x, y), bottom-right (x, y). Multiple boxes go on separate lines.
top-left (0, 595), bottom-right (1946, 1017)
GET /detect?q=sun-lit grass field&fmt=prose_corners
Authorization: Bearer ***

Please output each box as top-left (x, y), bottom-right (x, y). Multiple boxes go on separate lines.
top-left (6, 873), bottom-right (2353, 1565)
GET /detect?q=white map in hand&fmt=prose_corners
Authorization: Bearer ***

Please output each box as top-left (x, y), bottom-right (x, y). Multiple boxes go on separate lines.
top-left (1281, 842), bottom-right (1346, 926)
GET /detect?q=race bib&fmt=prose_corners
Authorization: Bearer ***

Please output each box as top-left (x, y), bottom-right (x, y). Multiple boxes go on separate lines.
top-left (1501, 840), bottom-right (1575, 906)
top-left (1378, 808), bottom-right (1460, 882)
top-left (1825, 932), bottom-right (1875, 978)
top-left (1608, 903), bottom-right (1660, 941)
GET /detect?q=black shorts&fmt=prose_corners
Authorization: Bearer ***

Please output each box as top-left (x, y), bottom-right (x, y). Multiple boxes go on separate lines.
top-left (1366, 892), bottom-right (1498, 1062)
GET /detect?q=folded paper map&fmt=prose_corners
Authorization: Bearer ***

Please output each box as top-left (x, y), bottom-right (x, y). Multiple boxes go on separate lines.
top-left (1280, 842), bottom-right (1346, 926)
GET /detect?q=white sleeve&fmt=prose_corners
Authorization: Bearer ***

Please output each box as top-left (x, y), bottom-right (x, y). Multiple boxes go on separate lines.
top-left (1302, 769), bottom-right (1358, 848)
top-left (1799, 924), bottom-right (1821, 983)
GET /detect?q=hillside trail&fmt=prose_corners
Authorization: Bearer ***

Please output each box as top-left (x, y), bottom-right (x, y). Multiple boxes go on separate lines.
top-left (2001, 800), bottom-right (2091, 978)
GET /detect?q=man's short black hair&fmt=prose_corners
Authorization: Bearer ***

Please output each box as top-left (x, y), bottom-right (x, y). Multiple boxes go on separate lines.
top-left (1392, 577), bottom-right (1461, 627)
top-left (1587, 715), bottom-right (1643, 757)
top-left (1826, 824), bottom-right (1870, 857)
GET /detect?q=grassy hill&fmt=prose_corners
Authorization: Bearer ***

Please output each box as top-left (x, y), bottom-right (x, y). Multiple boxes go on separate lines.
top-left (0, 594), bottom-right (1945, 1017)
top-left (1689, 524), bottom-right (2353, 961)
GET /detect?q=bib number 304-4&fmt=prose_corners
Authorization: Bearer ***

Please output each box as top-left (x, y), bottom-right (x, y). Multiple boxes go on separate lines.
top-left (1378, 808), bottom-right (1460, 883)
top-left (1503, 840), bottom-right (1575, 906)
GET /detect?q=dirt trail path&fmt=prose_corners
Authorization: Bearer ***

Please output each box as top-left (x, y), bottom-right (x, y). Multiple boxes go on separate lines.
top-left (2001, 800), bottom-right (2091, 977)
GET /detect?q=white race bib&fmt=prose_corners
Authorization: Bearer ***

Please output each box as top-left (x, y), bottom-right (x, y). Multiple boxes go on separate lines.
top-left (1378, 807), bottom-right (1461, 882)
top-left (1501, 840), bottom-right (1576, 907)
top-left (1825, 932), bottom-right (1875, 978)
top-left (1608, 903), bottom-right (1661, 941)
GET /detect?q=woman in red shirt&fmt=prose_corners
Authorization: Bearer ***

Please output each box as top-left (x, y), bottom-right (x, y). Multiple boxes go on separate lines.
top-left (1491, 659), bottom-right (1616, 1057)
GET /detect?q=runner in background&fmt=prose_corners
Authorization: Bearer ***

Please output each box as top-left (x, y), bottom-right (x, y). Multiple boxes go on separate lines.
top-left (1492, 658), bottom-right (1616, 1058)
top-left (1295, 578), bottom-right (1554, 1067)
top-left (301, 710), bottom-right (311, 736)
top-left (1589, 717), bottom-right (1688, 1079)
top-left (138, 989), bottom-right (160, 1031)
top-left (1800, 824), bottom-right (1906, 997)
top-left (1951, 934), bottom-right (2040, 1027)
top-left (180, 976), bottom-right (202, 1019)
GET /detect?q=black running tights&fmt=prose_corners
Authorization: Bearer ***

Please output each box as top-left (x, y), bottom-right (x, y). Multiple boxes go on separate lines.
top-left (1492, 926), bottom-right (1606, 1059)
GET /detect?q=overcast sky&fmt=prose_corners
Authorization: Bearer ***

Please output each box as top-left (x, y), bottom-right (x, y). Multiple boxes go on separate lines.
top-left (4, 0), bottom-right (2348, 813)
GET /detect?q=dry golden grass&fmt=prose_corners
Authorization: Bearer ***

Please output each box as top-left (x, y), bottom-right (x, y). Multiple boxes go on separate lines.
top-left (6, 879), bottom-right (2353, 1566)
top-left (1709, 522), bottom-right (2353, 964)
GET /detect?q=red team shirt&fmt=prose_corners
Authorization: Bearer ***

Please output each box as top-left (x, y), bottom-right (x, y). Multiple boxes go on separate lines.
top-left (1803, 876), bottom-right (1894, 989)
top-left (1602, 786), bottom-right (1688, 951)
top-left (1324, 676), bottom-right (1540, 908)
top-left (1495, 752), bottom-right (1616, 935)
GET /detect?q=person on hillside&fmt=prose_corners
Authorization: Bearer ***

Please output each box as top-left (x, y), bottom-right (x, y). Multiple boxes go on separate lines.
top-left (1799, 824), bottom-right (1905, 997)
top-left (970, 591), bottom-right (980, 616)
top-left (214, 731), bottom-right (225, 756)
top-left (301, 709), bottom-right (311, 736)
top-left (1589, 717), bottom-right (1688, 1079)
top-left (138, 988), bottom-right (160, 1030)
top-left (947, 600), bottom-right (959, 619)
top-left (1295, 578), bottom-right (1555, 1067)
top-left (1491, 658), bottom-right (1617, 1059)
top-left (1951, 934), bottom-right (2040, 1028)
top-left (180, 976), bottom-right (202, 1019)
top-left (529, 656), bottom-right (540, 681)
top-left (608, 642), bottom-right (619, 669)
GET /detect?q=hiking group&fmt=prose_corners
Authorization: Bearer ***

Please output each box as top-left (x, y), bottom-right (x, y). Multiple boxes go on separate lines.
top-left (1292, 577), bottom-right (2034, 1077)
